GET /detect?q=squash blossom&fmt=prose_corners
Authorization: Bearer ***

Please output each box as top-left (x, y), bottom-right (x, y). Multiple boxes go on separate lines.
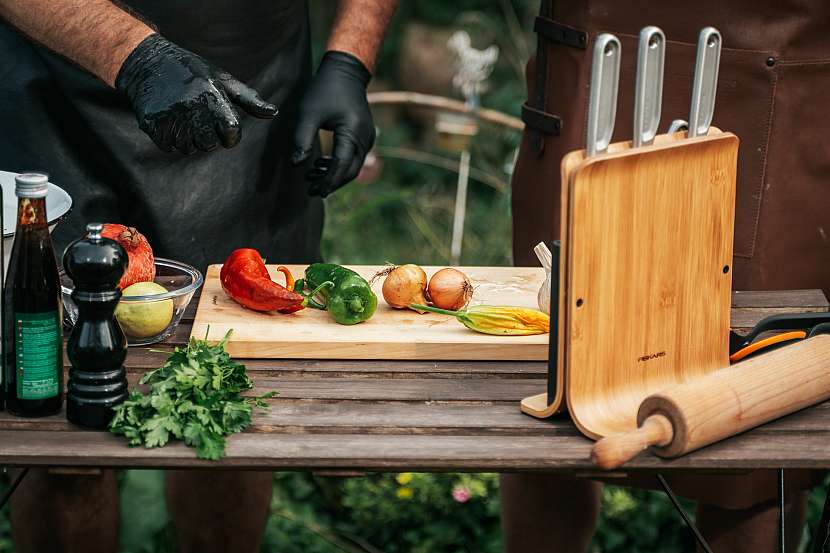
top-left (411, 304), bottom-right (549, 336)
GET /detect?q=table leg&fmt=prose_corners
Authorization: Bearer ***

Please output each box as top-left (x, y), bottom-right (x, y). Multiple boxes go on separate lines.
top-left (657, 473), bottom-right (715, 553)
top-left (0, 467), bottom-right (29, 510)
top-left (811, 478), bottom-right (830, 553)
top-left (779, 468), bottom-right (786, 553)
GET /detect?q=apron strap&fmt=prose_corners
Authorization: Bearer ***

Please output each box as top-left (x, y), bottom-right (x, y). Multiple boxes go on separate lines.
top-left (525, 4), bottom-right (587, 156)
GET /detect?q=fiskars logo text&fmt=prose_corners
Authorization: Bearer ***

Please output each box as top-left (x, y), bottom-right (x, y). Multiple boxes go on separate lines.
top-left (638, 351), bottom-right (666, 362)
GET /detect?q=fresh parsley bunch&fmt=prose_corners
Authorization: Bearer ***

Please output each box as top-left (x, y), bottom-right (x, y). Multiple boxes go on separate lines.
top-left (110, 331), bottom-right (275, 460)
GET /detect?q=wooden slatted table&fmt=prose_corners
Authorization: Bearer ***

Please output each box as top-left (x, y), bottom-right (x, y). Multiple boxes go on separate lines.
top-left (1, 289), bottom-right (828, 472)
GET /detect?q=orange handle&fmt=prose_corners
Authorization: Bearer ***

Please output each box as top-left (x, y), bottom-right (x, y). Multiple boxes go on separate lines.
top-left (729, 331), bottom-right (806, 363)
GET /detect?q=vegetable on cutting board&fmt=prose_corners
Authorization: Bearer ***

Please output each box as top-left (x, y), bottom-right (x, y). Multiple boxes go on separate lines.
top-left (412, 304), bottom-right (550, 336)
top-left (220, 248), bottom-right (306, 313)
top-left (377, 264), bottom-right (429, 312)
top-left (304, 263), bottom-right (377, 325)
top-left (427, 268), bottom-right (473, 311)
top-left (109, 330), bottom-right (275, 460)
top-left (377, 264), bottom-right (473, 313)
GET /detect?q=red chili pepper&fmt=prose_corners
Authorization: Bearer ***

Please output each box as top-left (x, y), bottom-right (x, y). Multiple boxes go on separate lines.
top-left (220, 249), bottom-right (305, 313)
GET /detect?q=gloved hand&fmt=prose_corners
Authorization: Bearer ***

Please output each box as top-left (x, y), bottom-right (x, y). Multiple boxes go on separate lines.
top-left (116, 34), bottom-right (277, 155)
top-left (292, 51), bottom-right (375, 197)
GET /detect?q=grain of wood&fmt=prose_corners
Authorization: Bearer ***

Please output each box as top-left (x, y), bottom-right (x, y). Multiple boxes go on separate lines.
top-left (118, 349), bottom-right (549, 377)
top-left (593, 334), bottom-right (830, 468)
top-left (191, 265), bottom-right (548, 360)
top-left (5, 428), bottom-right (830, 471)
top-left (0, 402), bottom-right (580, 437)
top-left (565, 132), bottom-right (739, 439)
top-left (731, 289), bottom-right (828, 310)
top-left (520, 130), bottom-right (732, 419)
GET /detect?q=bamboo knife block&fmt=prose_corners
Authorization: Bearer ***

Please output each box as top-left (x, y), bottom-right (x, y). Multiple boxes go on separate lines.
top-left (522, 129), bottom-right (739, 442)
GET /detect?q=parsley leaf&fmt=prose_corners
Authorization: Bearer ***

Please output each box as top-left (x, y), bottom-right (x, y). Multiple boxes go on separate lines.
top-left (109, 330), bottom-right (275, 460)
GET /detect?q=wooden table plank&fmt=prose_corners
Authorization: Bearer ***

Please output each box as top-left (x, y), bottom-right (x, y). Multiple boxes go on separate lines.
top-left (731, 289), bottom-right (829, 310)
top-left (7, 398), bottom-right (829, 437)
top-left (4, 427), bottom-right (830, 471)
top-left (118, 349), bottom-right (549, 377)
top-left (0, 402), bottom-right (577, 436)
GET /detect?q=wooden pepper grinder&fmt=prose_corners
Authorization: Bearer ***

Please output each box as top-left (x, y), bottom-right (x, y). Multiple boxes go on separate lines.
top-left (63, 223), bottom-right (129, 428)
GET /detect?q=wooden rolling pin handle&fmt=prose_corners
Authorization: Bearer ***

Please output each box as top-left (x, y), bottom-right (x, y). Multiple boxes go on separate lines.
top-left (590, 414), bottom-right (674, 470)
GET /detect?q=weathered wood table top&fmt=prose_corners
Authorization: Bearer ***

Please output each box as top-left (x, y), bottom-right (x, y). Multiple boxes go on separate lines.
top-left (1, 289), bottom-right (828, 473)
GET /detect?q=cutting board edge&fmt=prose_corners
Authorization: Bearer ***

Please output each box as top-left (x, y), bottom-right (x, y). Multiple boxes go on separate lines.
top-left (190, 323), bottom-right (548, 361)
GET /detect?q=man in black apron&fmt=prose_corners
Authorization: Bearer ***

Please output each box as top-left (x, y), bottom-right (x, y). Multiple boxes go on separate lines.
top-left (0, 1), bottom-right (395, 551)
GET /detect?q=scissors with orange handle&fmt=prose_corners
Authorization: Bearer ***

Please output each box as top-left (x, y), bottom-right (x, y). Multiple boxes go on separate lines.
top-left (729, 312), bottom-right (830, 363)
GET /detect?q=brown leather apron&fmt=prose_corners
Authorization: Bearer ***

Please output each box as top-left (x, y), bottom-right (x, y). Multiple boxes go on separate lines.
top-left (512, 1), bottom-right (830, 297)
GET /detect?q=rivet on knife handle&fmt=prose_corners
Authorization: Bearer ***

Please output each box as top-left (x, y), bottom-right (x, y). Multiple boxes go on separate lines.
top-left (688, 27), bottom-right (721, 138)
top-left (586, 34), bottom-right (621, 157)
top-left (633, 26), bottom-right (665, 147)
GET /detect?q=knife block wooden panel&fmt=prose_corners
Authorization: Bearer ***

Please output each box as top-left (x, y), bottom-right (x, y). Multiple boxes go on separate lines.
top-left (521, 130), bottom-right (739, 441)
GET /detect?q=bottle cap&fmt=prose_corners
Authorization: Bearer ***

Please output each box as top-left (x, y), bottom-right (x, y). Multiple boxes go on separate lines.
top-left (15, 172), bottom-right (49, 198)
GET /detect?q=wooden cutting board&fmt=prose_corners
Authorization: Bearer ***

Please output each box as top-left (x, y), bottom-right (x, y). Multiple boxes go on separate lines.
top-left (191, 265), bottom-right (548, 360)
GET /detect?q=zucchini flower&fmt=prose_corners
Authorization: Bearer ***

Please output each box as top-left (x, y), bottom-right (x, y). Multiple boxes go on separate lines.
top-left (411, 304), bottom-right (549, 336)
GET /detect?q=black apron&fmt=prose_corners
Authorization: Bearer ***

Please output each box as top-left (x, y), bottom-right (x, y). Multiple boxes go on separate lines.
top-left (0, 0), bottom-right (323, 272)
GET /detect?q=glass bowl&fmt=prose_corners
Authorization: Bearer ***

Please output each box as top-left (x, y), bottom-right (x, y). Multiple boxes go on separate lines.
top-left (62, 258), bottom-right (204, 346)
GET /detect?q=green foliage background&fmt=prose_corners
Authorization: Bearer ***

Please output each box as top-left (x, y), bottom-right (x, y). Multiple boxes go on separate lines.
top-left (1, 2), bottom-right (828, 553)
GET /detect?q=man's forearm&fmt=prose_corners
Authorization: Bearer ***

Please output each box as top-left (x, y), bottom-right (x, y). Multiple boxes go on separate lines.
top-left (0, 0), bottom-right (153, 87)
top-left (327, 0), bottom-right (397, 73)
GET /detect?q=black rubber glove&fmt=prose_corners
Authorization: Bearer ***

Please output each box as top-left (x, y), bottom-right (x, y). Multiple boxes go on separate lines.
top-left (292, 51), bottom-right (375, 197)
top-left (116, 34), bottom-right (277, 155)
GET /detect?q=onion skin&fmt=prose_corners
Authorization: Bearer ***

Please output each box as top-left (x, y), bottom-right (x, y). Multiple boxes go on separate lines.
top-left (381, 264), bottom-right (429, 313)
top-left (428, 268), bottom-right (473, 311)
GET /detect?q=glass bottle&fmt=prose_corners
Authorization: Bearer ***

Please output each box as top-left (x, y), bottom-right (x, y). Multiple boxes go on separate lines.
top-left (3, 173), bottom-right (63, 417)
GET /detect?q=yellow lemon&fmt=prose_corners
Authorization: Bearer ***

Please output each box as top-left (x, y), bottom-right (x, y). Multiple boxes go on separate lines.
top-left (116, 282), bottom-right (174, 339)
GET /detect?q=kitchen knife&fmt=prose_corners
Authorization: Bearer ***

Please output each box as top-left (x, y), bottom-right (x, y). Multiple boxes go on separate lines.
top-left (688, 27), bottom-right (722, 138)
top-left (586, 34), bottom-right (621, 156)
top-left (633, 26), bottom-right (665, 147)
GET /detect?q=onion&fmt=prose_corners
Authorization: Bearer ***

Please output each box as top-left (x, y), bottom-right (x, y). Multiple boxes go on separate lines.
top-left (428, 268), bottom-right (473, 311)
top-left (376, 264), bottom-right (429, 312)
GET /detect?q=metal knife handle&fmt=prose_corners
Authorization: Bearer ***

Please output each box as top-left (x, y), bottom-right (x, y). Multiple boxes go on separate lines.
top-left (633, 26), bottom-right (665, 147)
top-left (586, 34), bottom-right (621, 156)
top-left (688, 27), bottom-right (721, 138)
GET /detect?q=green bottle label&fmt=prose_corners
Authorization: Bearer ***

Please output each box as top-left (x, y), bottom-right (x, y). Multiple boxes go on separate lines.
top-left (15, 311), bottom-right (61, 400)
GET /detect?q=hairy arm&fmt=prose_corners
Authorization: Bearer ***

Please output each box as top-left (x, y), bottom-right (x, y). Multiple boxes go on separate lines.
top-left (327, 0), bottom-right (397, 73)
top-left (0, 0), bottom-right (153, 87)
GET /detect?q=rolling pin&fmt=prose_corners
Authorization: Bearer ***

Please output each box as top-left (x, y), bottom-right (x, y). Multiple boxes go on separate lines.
top-left (591, 333), bottom-right (830, 469)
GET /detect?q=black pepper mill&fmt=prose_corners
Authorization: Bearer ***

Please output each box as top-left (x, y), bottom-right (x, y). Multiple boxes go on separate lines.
top-left (63, 223), bottom-right (129, 428)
